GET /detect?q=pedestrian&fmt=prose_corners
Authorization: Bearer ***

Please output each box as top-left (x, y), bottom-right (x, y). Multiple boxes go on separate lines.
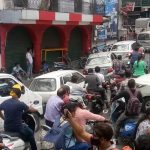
top-left (111, 79), bottom-right (143, 141)
top-left (0, 84), bottom-right (38, 150)
top-left (44, 87), bottom-right (69, 127)
top-left (133, 54), bottom-right (147, 77)
top-left (26, 48), bottom-right (33, 80)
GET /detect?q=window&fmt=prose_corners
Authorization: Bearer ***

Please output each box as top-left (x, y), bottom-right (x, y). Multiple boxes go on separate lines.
top-left (72, 72), bottom-right (85, 83)
top-left (60, 77), bottom-right (64, 86)
top-left (30, 78), bottom-right (56, 92)
top-left (0, 78), bottom-right (17, 97)
top-left (138, 33), bottom-right (150, 40)
top-left (63, 74), bottom-right (71, 84)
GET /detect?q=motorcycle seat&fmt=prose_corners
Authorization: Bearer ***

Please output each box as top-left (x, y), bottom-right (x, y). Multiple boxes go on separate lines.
top-left (0, 131), bottom-right (21, 140)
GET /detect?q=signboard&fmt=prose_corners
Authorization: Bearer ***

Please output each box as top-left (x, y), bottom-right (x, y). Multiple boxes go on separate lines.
top-left (94, 0), bottom-right (105, 15)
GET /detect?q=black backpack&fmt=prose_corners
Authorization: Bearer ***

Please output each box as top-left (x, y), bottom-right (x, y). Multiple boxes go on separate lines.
top-left (126, 89), bottom-right (141, 115)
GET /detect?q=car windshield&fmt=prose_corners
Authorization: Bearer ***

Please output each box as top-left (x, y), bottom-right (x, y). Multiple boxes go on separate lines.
top-left (86, 56), bottom-right (111, 65)
top-left (29, 78), bottom-right (56, 92)
top-left (111, 44), bottom-right (129, 51)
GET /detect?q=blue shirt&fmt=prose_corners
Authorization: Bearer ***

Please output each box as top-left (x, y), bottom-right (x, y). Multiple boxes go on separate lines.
top-left (0, 98), bottom-right (29, 131)
top-left (44, 95), bottom-right (64, 122)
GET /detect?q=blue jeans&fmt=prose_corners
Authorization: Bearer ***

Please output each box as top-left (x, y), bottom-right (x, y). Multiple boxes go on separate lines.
top-left (27, 62), bottom-right (33, 78)
top-left (66, 142), bottom-right (91, 150)
top-left (19, 124), bottom-right (37, 150)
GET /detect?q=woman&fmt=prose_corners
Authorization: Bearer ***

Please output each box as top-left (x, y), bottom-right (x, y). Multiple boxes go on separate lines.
top-left (133, 54), bottom-right (146, 77)
top-left (136, 108), bottom-right (150, 140)
top-left (66, 108), bottom-right (118, 150)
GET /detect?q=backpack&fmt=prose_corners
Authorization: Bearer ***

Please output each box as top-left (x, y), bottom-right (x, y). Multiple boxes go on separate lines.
top-left (126, 89), bottom-right (141, 115)
top-left (43, 117), bottom-right (76, 150)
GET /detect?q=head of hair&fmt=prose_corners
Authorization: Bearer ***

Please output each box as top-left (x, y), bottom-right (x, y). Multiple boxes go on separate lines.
top-left (10, 88), bottom-right (21, 98)
top-left (135, 135), bottom-right (150, 150)
top-left (57, 87), bottom-right (67, 98)
top-left (27, 47), bottom-right (31, 52)
top-left (117, 55), bottom-right (122, 60)
top-left (93, 122), bottom-right (113, 141)
top-left (15, 62), bottom-right (19, 66)
top-left (61, 85), bottom-right (70, 94)
top-left (71, 75), bottom-right (78, 83)
top-left (127, 79), bottom-right (136, 89)
top-left (62, 102), bottom-right (81, 114)
top-left (95, 66), bottom-right (100, 73)
top-left (88, 68), bottom-right (93, 74)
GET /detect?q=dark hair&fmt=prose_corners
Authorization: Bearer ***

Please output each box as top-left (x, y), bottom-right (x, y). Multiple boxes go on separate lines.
top-left (93, 122), bottom-right (113, 141)
top-left (15, 62), bottom-right (19, 66)
top-left (127, 79), bottom-right (136, 89)
top-left (137, 54), bottom-right (142, 68)
top-left (12, 88), bottom-right (21, 98)
top-left (27, 47), bottom-right (31, 52)
top-left (135, 135), bottom-right (150, 150)
top-left (57, 87), bottom-right (67, 98)
top-left (88, 68), bottom-right (93, 74)
top-left (117, 55), bottom-right (122, 60)
top-left (71, 75), bottom-right (78, 83)
top-left (95, 66), bottom-right (100, 73)
top-left (63, 102), bottom-right (81, 114)
top-left (61, 85), bottom-right (70, 94)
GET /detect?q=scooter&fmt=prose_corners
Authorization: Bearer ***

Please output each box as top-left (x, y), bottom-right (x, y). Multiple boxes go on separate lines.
top-left (0, 113), bottom-right (37, 150)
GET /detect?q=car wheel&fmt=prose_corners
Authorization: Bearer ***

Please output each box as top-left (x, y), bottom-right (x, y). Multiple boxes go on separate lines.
top-left (142, 97), bottom-right (150, 112)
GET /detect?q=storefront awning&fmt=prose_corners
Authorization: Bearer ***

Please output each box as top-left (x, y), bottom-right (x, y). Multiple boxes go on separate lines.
top-left (0, 10), bottom-right (104, 25)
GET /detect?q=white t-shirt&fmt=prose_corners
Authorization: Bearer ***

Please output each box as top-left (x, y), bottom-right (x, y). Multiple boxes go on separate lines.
top-left (26, 52), bottom-right (33, 64)
top-left (95, 73), bottom-right (105, 85)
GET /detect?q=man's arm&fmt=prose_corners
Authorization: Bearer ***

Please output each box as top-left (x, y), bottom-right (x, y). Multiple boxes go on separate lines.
top-left (28, 106), bottom-right (38, 113)
top-left (138, 91), bottom-right (143, 103)
top-left (0, 111), bottom-right (4, 120)
top-left (112, 91), bottom-right (125, 102)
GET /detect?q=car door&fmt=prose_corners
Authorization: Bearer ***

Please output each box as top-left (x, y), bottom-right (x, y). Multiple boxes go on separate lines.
top-left (72, 72), bottom-right (85, 88)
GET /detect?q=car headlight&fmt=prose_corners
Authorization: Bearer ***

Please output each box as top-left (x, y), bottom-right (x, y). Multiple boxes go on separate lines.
top-left (33, 100), bottom-right (39, 105)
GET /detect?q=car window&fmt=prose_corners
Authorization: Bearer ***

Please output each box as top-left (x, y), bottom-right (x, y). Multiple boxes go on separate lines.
top-left (111, 44), bottom-right (129, 51)
top-left (87, 56), bottom-right (111, 65)
top-left (0, 78), bottom-right (17, 97)
top-left (72, 72), bottom-right (85, 83)
top-left (138, 34), bottom-right (150, 40)
top-left (63, 74), bottom-right (71, 84)
top-left (30, 78), bottom-right (56, 92)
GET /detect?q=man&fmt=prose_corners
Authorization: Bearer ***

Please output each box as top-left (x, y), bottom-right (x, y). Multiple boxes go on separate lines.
top-left (94, 66), bottom-right (105, 87)
top-left (0, 84), bottom-right (38, 150)
top-left (85, 68), bottom-right (100, 92)
top-left (26, 48), bottom-right (33, 79)
top-left (130, 45), bottom-right (139, 68)
top-left (112, 79), bottom-right (143, 140)
top-left (44, 87), bottom-right (68, 127)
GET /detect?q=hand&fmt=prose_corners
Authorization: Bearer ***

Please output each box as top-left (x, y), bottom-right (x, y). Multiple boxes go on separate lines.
top-left (64, 109), bottom-right (72, 119)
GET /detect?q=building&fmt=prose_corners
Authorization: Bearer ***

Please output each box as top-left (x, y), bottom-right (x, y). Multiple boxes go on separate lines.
top-left (119, 0), bottom-right (150, 40)
top-left (0, 0), bottom-right (105, 73)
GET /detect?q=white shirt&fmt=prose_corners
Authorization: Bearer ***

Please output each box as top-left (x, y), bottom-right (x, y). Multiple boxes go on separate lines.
top-left (26, 52), bottom-right (33, 64)
top-left (95, 73), bottom-right (105, 85)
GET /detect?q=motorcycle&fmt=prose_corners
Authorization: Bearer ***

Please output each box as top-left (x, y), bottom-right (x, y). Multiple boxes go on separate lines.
top-left (1, 113), bottom-right (37, 150)
top-left (84, 92), bottom-right (104, 114)
top-left (111, 98), bottom-right (137, 147)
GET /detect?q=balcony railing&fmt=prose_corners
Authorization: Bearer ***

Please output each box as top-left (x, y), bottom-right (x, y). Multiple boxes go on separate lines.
top-left (3, 0), bottom-right (105, 15)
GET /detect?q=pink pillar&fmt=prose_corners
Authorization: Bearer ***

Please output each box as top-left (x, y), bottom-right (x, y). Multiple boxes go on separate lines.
top-left (0, 26), bottom-right (7, 68)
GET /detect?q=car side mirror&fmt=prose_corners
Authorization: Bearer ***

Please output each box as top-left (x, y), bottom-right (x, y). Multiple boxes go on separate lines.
top-left (21, 86), bottom-right (25, 94)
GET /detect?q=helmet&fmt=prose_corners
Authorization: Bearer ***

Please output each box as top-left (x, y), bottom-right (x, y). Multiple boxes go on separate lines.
top-left (10, 84), bottom-right (22, 98)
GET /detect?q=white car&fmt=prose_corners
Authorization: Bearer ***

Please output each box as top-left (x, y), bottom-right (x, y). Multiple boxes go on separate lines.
top-left (83, 52), bottom-right (116, 75)
top-left (135, 74), bottom-right (150, 112)
top-left (0, 73), bottom-right (43, 131)
top-left (110, 40), bottom-right (136, 59)
top-left (29, 70), bottom-right (85, 106)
